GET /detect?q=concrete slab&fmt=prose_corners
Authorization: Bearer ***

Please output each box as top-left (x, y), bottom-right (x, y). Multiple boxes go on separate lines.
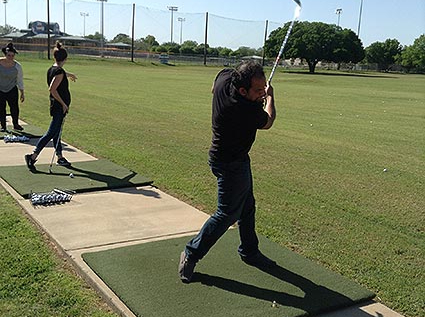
top-left (0, 138), bottom-right (97, 166)
top-left (21, 185), bottom-right (210, 251)
top-left (5, 115), bottom-right (27, 126)
top-left (316, 301), bottom-right (404, 317)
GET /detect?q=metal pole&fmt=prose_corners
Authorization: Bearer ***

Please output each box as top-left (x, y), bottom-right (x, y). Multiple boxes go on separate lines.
top-left (26, 0), bottom-right (28, 26)
top-left (47, 0), bottom-right (50, 60)
top-left (262, 19), bottom-right (269, 66)
top-left (80, 12), bottom-right (88, 37)
top-left (167, 6), bottom-right (178, 43)
top-left (204, 12), bottom-right (208, 66)
top-left (3, 0), bottom-right (7, 28)
top-left (131, 3), bottom-right (135, 62)
top-left (336, 8), bottom-right (342, 27)
top-left (357, 0), bottom-right (363, 36)
top-left (63, 0), bottom-right (65, 33)
top-left (97, 0), bottom-right (107, 56)
top-left (178, 17), bottom-right (185, 44)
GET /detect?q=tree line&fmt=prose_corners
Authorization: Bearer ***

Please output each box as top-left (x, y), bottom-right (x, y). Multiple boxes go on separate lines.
top-left (1, 22), bottom-right (424, 74)
top-left (100, 22), bottom-right (425, 74)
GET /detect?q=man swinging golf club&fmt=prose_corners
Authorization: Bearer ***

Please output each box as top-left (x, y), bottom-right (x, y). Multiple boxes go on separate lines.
top-left (179, 60), bottom-right (277, 283)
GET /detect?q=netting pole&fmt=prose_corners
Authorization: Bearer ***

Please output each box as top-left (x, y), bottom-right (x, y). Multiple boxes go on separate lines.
top-left (47, 0), bottom-right (51, 60)
top-left (131, 3), bottom-right (135, 62)
top-left (204, 12), bottom-right (208, 66)
top-left (262, 20), bottom-right (269, 66)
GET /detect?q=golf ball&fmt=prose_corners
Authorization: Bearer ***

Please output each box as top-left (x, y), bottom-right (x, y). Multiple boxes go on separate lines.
top-left (69, 173), bottom-right (74, 178)
top-left (383, 168), bottom-right (387, 172)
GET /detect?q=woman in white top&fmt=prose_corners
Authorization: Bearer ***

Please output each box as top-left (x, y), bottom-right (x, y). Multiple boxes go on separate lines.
top-left (0, 42), bottom-right (25, 132)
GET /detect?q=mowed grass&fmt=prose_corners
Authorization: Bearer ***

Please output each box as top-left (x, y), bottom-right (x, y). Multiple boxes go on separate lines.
top-left (0, 188), bottom-right (118, 317)
top-left (4, 55), bottom-right (425, 317)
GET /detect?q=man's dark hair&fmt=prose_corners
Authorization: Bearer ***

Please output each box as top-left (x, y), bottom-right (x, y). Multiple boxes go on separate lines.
top-left (231, 60), bottom-right (265, 91)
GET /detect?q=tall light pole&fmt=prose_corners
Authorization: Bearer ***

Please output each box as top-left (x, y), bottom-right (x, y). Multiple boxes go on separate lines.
top-left (357, 0), bottom-right (363, 36)
top-left (63, 0), bottom-right (66, 33)
top-left (26, 0), bottom-right (28, 26)
top-left (97, 0), bottom-right (107, 56)
top-left (80, 12), bottom-right (89, 37)
top-left (167, 6), bottom-right (178, 43)
top-left (335, 8), bottom-right (342, 27)
top-left (3, 0), bottom-right (7, 28)
top-left (178, 17), bottom-right (185, 44)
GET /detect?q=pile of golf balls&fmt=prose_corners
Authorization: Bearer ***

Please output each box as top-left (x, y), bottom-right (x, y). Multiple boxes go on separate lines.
top-left (30, 189), bottom-right (73, 206)
top-left (3, 135), bottom-right (30, 143)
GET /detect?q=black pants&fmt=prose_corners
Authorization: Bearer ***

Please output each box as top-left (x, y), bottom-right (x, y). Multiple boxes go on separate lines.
top-left (0, 86), bottom-right (20, 129)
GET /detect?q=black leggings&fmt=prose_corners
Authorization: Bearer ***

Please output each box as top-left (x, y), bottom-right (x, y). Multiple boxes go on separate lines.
top-left (0, 86), bottom-right (19, 128)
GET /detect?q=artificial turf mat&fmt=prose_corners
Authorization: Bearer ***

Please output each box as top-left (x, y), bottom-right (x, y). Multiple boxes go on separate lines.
top-left (82, 230), bottom-right (375, 317)
top-left (0, 123), bottom-right (45, 139)
top-left (0, 159), bottom-right (152, 198)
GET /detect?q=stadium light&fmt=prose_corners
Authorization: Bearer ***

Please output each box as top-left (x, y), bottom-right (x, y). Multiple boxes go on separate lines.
top-left (335, 8), bottom-right (342, 27)
top-left (80, 12), bottom-right (89, 37)
top-left (178, 17), bottom-right (185, 44)
top-left (167, 6), bottom-right (178, 43)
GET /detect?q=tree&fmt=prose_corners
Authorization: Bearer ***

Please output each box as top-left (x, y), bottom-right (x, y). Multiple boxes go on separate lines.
top-left (0, 24), bottom-right (18, 35)
top-left (217, 47), bottom-right (233, 57)
top-left (161, 42), bottom-right (180, 54)
top-left (333, 28), bottom-right (365, 68)
top-left (193, 43), bottom-right (209, 55)
top-left (230, 46), bottom-right (258, 58)
top-left (137, 35), bottom-right (159, 52)
top-left (180, 40), bottom-right (198, 55)
top-left (265, 21), bottom-right (364, 73)
top-left (86, 32), bottom-right (107, 43)
top-left (365, 39), bottom-right (403, 72)
top-left (400, 34), bottom-right (425, 73)
top-left (111, 33), bottom-right (132, 44)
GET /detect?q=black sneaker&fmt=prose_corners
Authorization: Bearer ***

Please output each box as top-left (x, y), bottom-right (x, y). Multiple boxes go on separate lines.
top-left (1, 127), bottom-right (6, 132)
top-left (25, 154), bottom-right (36, 169)
top-left (13, 125), bottom-right (24, 131)
top-left (178, 251), bottom-right (196, 283)
top-left (241, 251), bottom-right (277, 268)
top-left (57, 157), bottom-right (71, 167)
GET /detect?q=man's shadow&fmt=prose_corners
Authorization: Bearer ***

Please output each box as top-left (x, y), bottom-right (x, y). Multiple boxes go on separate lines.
top-left (191, 264), bottom-right (375, 316)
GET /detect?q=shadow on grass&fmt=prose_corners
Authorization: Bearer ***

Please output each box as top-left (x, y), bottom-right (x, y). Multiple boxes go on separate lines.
top-left (284, 70), bottom-right (398, 79)
top-left (192, 264), bottom-right (375, 316)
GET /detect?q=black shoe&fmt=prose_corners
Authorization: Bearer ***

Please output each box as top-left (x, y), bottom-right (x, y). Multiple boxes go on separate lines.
top-left (13, 125), bottom-right (24, 131)
top-left (241, 251), bottom-right (277, 268)
top-left (1, 127), bottom-right (6, 132)
top-left (57, 157), bottom-right (71, 167)
top-left (178, 251), bottom-right (196, 283)
top-left (25, 154), bottom-right (36, 169)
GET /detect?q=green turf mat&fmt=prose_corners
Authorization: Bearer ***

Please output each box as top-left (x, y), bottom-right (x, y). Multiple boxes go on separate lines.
top-left (0, 159), bottom-right (153, 198)
top-left (0, 123), bottom-right (45, 139)
top-left (82, 230), bottom-right (374, 317)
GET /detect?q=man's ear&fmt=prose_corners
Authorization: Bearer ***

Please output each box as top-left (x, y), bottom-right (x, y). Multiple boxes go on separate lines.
top-left (239, 87), bottom-right (247, 96)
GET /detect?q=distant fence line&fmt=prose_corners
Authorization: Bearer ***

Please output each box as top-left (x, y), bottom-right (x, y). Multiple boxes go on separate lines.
top-left (1, 40), bottom-right (394, 72)
top-left (6, 0), bottom-right (283, 50)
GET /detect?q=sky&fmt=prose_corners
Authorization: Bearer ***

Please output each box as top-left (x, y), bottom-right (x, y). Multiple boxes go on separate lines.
top-left (3, 0), bottom-right (425, 49)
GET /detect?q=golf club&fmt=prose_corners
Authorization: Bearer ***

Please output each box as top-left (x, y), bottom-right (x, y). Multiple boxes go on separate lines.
top-left (268, 0), bottom-right (302, 83)
top-left (48, 117), bottom-right (66, 174)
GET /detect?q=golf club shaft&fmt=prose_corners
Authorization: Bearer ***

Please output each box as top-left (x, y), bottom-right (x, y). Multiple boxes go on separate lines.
top-left (268, 1), bottom-right (302, 83)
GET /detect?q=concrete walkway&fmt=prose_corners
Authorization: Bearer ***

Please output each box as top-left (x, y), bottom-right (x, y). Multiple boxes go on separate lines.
top-left (0, 119), bottom-right (404, 317)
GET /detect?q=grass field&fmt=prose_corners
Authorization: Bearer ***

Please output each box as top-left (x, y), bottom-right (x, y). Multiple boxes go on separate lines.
top-left (2, 55), bottom-right (424, 317)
